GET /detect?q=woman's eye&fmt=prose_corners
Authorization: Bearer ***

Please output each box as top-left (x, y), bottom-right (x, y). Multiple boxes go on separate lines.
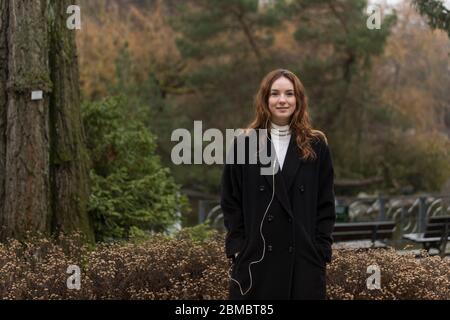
top-left (271, 92), bottom-right (294, 97)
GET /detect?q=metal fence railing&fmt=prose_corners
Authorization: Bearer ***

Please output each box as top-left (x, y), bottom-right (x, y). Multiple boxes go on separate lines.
top-left (199, 194), bottom-right (450, 249)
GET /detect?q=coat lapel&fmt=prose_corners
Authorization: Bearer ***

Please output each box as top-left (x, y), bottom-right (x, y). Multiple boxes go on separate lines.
top-left (258, 130), bottom-right (303, 218)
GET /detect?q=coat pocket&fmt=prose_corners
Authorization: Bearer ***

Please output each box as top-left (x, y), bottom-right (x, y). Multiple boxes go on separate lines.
top-left (230, 238), bottom-right (249, 269)
top-left (299, 224), bottom-right (326, 269)
top-left (312, 241), bottom-right (326, 265)
top-left (235, 238), bottom-right (250, 264)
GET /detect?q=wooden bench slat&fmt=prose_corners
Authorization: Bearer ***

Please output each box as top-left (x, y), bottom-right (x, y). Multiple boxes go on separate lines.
top-left (403, 233), bottom-right (450, 242)
top-left (428, 217), bottom-right (450, 223)
top-left (334, 222), bottom-right (395, 227)
top-left (332, 221), bottom-right (395, 244)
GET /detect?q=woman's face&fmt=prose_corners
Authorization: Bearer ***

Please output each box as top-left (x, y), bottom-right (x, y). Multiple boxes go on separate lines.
top-left (268, 76), bottom-right (296, 126)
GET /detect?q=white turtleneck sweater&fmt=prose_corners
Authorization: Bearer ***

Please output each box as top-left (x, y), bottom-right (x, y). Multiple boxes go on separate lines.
top-left (270, 122), bottom-right (291, 170)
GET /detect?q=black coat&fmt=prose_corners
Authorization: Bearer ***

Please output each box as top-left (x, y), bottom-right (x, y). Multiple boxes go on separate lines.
top-left (220, 130), bottom-right (336, 300)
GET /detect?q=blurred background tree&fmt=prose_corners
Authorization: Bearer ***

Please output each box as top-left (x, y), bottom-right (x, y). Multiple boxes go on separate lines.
top-left (413, 0), bottom-right (450, 36)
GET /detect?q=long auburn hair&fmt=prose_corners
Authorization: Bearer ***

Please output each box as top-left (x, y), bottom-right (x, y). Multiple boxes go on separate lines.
top-left (246, 69), bottom-right (327, 162)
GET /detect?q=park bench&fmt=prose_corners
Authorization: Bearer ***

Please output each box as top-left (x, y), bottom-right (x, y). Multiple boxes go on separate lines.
top-left (403, 216), bottom-right (450, 257)
top-left (332, 221), bottom-right (396, 248)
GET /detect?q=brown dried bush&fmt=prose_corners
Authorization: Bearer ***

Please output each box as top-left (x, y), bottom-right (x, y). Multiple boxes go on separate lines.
top-left (327, 247), bottom-right (449, 299)
top-left (0, 233), bottom-right (448, 300)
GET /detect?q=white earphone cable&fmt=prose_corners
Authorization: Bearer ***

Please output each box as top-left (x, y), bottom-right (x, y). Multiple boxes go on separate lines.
top-left (228, 131), bottom-right (277, 296)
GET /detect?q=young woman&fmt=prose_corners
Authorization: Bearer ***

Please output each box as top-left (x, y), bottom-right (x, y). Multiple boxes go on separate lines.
top-left (220, 69), bottom-right (336, 300)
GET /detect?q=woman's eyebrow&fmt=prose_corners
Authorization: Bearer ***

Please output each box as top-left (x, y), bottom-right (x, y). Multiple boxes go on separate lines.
top-left (271, 89), bottom-right (294, 92)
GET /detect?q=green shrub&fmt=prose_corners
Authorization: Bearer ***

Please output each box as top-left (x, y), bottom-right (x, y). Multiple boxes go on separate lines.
top-left (173, 221), bottom-right (220, 243)
top-left (82, 97), bottom-right (190, 241)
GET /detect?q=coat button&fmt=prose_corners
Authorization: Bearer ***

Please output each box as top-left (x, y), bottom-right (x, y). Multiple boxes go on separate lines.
top-left (259, 185), bottom-right (265, 191)
top-left (267, 214), bottom-right (274, 222)
top-left (288, 246), bottom-right (294, 253)
top-left (288, 217), bottom-right (292, 223)
top-left (299, 185), bottom-right (305, 193)
top-left (267, 245), bottom-right (273, 252)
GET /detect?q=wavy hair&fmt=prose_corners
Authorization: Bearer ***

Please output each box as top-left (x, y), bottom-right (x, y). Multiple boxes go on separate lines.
top-left (246, 69), bottom-right (327, 162)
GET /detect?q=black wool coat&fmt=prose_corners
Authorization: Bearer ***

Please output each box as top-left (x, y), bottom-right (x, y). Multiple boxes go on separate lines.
top-left (220, 130), bottom-right (336, 300)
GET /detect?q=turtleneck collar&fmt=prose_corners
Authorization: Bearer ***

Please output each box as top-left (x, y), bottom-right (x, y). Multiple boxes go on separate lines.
top-left (270, 121), bottom-right (291, 136)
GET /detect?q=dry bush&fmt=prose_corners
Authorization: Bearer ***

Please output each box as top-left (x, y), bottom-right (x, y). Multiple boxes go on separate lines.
top-left (0, 234), bottom-right (448, 300)
top-left (327, 248), bottom-right (450, 299)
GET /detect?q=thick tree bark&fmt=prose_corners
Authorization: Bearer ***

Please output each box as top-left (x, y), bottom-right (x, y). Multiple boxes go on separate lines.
top-left (0, 0), bottom-right (94, 242)
top-left (1, 0), bottom-right (51, 239)
top-left (0, 0), bottom-right (8, 231)
top-left (48, 0), bottom-right (93, 241)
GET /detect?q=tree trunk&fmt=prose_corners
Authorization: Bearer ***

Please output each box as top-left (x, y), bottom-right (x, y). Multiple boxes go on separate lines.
top-left (1, 0), bottom-right (51, 239)
top-left (0, 0), bottom-right (8, 231)
top-left (0, 0), bottom-right (94, 242)
top-left (48, 0), bottom-right (94, 242)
